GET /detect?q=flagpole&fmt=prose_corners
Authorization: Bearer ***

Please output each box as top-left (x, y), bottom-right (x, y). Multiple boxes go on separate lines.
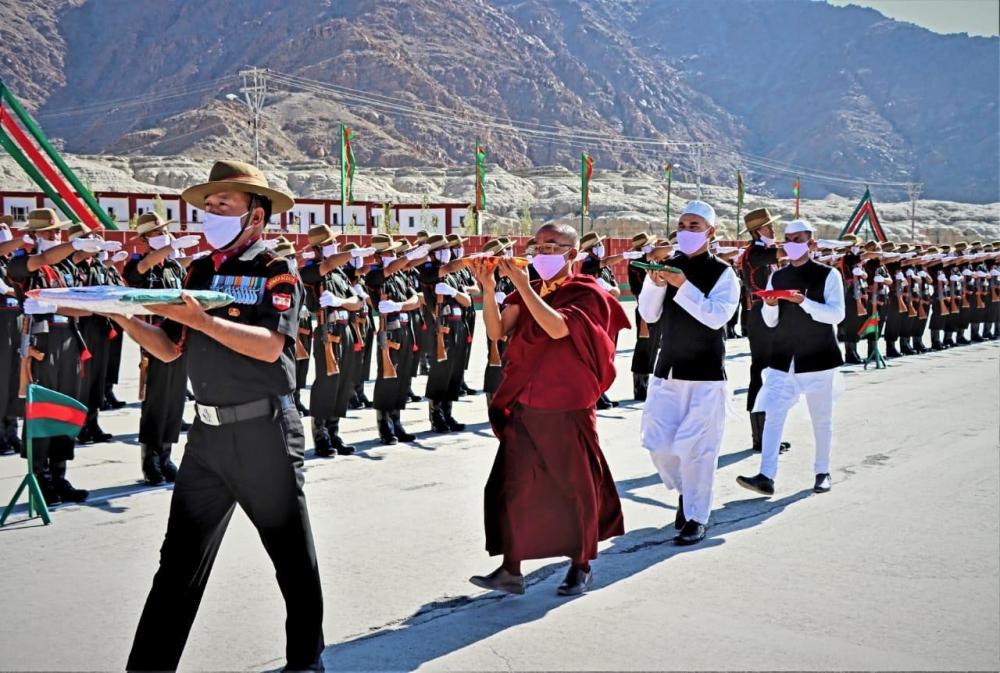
top-left (736, 170), bottom-right (743, 239)
top-left (339, 123), bottom-right (346, 234)
top-left (665, 165), bottom-right (672, 234)
top-left (0, 384), bottom-right (51, 526)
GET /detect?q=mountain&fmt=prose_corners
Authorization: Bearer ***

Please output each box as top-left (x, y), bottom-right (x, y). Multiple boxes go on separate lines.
top-left (0, 0), bottom-right (997, 202)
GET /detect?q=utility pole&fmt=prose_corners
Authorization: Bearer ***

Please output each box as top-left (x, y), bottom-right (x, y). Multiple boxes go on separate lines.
top-left (907, 182), bottom-right (922, 242)
top-left (237, 67), bottom-right (268, 168)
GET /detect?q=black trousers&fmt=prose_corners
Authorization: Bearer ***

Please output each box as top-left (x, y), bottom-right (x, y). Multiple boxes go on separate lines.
top-left (79, 317), bottom-right (111, 425)
top-left (373, 322), bottom-right (415, 411)
top-left (24, 325), bottom-right (81, 470)
top-left (0, 310), bottom-right (21, 419)
top-left (744, 306), bottom-right (771, 412)
top-left (127, 405), bottom-right (324, 671)
top-left (140, 353), bottom-right (188, 446)
top-left (309, 324), bottom-right (359, 421)
top-left (425, 318), bottom-right (469, 402)
top-left (106, 323), bottom-right (124, 386)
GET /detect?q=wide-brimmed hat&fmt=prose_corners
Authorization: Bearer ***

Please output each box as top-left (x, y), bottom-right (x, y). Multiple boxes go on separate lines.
top-left (425, 234), bottom-right (450, 252)
top-left (0, 215), bottom-right (13, 227)
top-left (744, 207), bottom-right (781, 232)
top-left (446, 234), bottom-right (465, 248)
top-left (181, 159), bottom-right (295, 214)
top-left (135, 211), bottom-right (170, 236)
top-left (272, 236), bottom-right (296, 258)
top-left (482, 238), bottom-right (511, 255)
top-left (23, 208), bottom-right (67, 232)
top-left (67, 223), bottom-right (94, 241)
top-left (371, 233), bottom-right (403, 253)
top-left (307, 224), bottom-right (337, 246)
top-left (580, 231), bottom-right (606, 252)
top-left (415, 230), bottom-right (429, 243)
top-left (524, 237), bottom-right (536, 248)
top-left (631, 232), bottom-right (652, 250)
top-left (396, 239), bottom-right (413, 255)
top-left (863, 241), bottom-right (881, 252)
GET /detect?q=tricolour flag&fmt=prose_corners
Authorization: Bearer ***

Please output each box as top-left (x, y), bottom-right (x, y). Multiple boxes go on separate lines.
top-left (340, 123), bottom-right (356, 206)
top-left (792, 177), bottom-right (801, 217)
top-left (858, 310), bottom-right (879, 338)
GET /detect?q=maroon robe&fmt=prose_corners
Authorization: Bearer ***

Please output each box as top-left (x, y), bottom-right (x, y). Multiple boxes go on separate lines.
top-left (485, 274), bottom-right (629, 562)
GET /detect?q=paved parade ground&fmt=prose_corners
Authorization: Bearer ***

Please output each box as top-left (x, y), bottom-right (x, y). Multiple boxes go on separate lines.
top-left (1, 318), bottom-right (998, 671)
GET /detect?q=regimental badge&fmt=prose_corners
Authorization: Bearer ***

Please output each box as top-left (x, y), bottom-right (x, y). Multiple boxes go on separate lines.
top-left (209, 275), bottom-right (266, 305)
top-left (272, 293), bottom-right (292, 311)
top-left (228, 307), bottom-right (241, 317)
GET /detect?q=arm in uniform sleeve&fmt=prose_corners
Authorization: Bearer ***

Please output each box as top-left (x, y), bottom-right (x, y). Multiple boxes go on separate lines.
top-left (251, 258), bottom-right (303, 341)
top-left (122, 255), bottom-right (145, 287)
top-left (673, 266), bottom-right (740, 330)
top-left (799, 268), bottom-right (846, 326)
top-left (637, 275), bottom-right (666, 323)
top-left (5, 253), bottom-right (29, 285)
top-left (762, 275), bottom-right (780, 327)
top-left (580, 254), bottom-right (601, 276)
top-left (298, 260), bottom-right (322, 286)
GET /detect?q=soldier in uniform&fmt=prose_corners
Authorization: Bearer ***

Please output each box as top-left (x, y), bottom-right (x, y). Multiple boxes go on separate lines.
top-left (578, 231), bottom-right (625, 408)
top-left (836, 235), bottom-right (866, 364)
top-left (269, 237), bottom-right (312, 416)
top-left (299, 224), bottom-right (366, 457)
top-left (0, 215), bottom-right (24, 455)
top-left (123, 213), bottom-right (199, 485)
top-left (114, 160), bottom-right (324, 671)
top-left (987, 242), bottom-right (1000, 339)
top-left (101, 248), bottom-right (129, 410)
top-left (737, 208), bottom-right (788, 453)
top-left (446, 234), bottom-right (480, 397)
top-left (482, 237), bottom-right (516, 405)
top-left (625, 232), bottom-right (658, 400)
top-left (396, 239), bottom-right (429, 404)
top-left (365, 234), bottom-right (421, 444)
top-left (342, 241), bottom-right (376, 409)
top-left (928, 247), bottom-right (951, 350)
top-left (419, 234), bottom-right (473, 432)
top-left (6, 208), bottom-right (101, 504)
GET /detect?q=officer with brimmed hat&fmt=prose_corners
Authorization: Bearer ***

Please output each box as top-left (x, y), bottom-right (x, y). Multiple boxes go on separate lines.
top-left (0, 213), bottom-right (26, 455)
top-left (110, 159), bottom-right (325, 672)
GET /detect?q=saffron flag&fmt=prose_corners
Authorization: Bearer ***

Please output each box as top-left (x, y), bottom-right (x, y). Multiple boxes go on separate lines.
top-left (581, 152), bottom-right (594, 216)
top-left (340, 123), bottom-right (355, 206)
top-left (475, 141), bottom-right (487, 211)
top-left (25, 384), bottom-right (87, 440)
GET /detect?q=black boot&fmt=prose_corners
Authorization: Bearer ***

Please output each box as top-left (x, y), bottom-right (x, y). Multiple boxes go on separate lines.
top-left (633, 374), bottom-right (648, 401)
top-left (843, 342), bottom-right (862, 365)
top-left (956, 330), bottom-right (971, 345)
top-left (313, 420), bottom-right (336, 457)
top-left (50, 460), bottom-right (88, 503)
top-left (750, 412), bottom-right (764, 453)
top-left (38, 470), bottom-right (61, 506)
top-left (357, 389), bottom-right (374, 409)
top-left (141, 444), bottom-right (165, 485)
top-left (294, 390), bottom-right (309, 416)
top-left (442, 401), bottom-right (465, 432)
top-left (971, 323), bottom-right (986, 342)
top-left (376, 411), bottom-right (398, 445)
top-left (347, 391), bottom-right (363, 410)
top-left (327, 418), bottom-right (355, 455)
top-left (419, 355), bottom-right (431, 377)
top-left (103, 385), bottom-right (126, 410)
top-left (407, 388), bottom-right (422, 404)
top-left (900, 338), bottom-right (915, 355)
top-left (389, 411), bottom-right (415, 442)
top-left (885, 340), bottom-right (901, 358)
top-left (931, 331), bottom-right (944, 350)
top-left (86, 420), bottom-right (113, 444)
top-left (158, 445), bottom-right (178, 482)
top-left (429, 402), bottom-right (451, 433)
top-left (3, 417), bottom-right (21, 455)
top-left (913, 335), bottom-right (927, 353)
top-left (943, 331), bottom-right (955, 348)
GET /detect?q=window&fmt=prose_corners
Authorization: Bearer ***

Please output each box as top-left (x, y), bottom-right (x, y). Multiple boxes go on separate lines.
top-left (332, 213), bottom-right (338, 225)
top-left (408, 216), bottom-right (415, 226)
top-left (309, 212), bottom-right (316, 225)
top-left (137, 207), bottom-right (145, 215)
top-left (460, 216), bottom-right (465, 226)
top-left (166, 208), bottom-right (173, 220)
top-left (11, 206), bottom-right (27, 221)
top-left (191, 210), bottom-right (199, 223)
top-left (107, 207), bottom-right (116, 219)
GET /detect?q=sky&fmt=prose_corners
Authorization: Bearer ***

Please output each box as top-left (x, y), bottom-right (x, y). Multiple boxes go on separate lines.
top-left (826, 0), bottom-right (1000, 37)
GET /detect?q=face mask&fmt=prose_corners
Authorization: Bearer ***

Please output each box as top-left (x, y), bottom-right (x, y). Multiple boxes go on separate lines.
top-left (676, 230), bottom-right (708, 256)
top-left (851, 246), bottom-right (860, 254)
top-left (784, 241), bottom-right (810, 261)
top-left (435, 249), bottom-right (451, 264)
top-left (37, 238), bottom-right (60, 252)
top-left (641, 244), bottom-right (654, 255)
top-left (203, 211), bottom-right (247, 250)
top-left (0, 229), bottom-right (11, 243)
top-left (454, 247), bottom-right (464, 259)
top-left (350, 257), bottom-right (364, 268)
top-left (98, 251), bottom-right (108, 262)
top-left (593, 244), bottom-right (605, 258)
top-left (380, 255), bottom-right (396, 268)
top-left (531, 253), bottom-right (568, 281)
top-left (503, 249), bottom-right (514, 258)
top-left (148, 234), bottom-right (171, 250)
top-left (759, 235), bottom-right (775, 246)
top-left (322, 243), bottom-right (339, 257)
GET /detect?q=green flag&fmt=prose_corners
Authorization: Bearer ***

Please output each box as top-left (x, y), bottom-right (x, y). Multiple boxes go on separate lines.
top-left (25, 384), bottom-right (87, 440)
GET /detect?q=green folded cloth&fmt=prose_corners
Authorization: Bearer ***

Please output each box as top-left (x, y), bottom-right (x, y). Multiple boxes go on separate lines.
top-left (630, 261), bottom-right (682, 273)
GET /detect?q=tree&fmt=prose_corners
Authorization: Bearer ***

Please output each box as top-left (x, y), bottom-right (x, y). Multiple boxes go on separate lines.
top-left (519, 202), bottom-right (533, 236)
top-left (420, 193), bottom-right (431, 231)
top-left (153, 194), bottom-right (168, 221)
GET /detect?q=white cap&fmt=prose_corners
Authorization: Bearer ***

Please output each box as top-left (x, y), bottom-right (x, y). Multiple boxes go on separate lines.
top-left (784, 219), bottom-right (815, 235)
top-left (681, 200), bottom-right (716, 226)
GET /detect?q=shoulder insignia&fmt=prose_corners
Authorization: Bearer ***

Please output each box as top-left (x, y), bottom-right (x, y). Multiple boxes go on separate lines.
top-left (266, 273), bottom-right (298, 290)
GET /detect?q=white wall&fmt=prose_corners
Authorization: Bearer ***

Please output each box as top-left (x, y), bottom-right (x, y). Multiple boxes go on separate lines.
top-left (97, 197), bottom-right (129, 227)
top-left (2, 196), bottom-right (37, 222)
top-left (396, 208), bottom-right (448, 235)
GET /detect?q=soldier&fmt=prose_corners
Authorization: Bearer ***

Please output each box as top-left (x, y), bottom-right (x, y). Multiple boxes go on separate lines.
top-left (342, 241), bottom-right (376, 409)
top-left (836, 235), bottom-right (867, 364)
top-left (420, 234), bottom-right (473, 432)
top-left (123, 213), bottom-right (199, 484)
top-left (481, 238), bottom-right (516, 405)
top-left (446, 234), bottom-right (480, 397)
top-left (101, 248), bottom-right (129, 410)
top-left (6, 208), bottom-right (101, 504)
top-left (928, 247), bottom-right (952, 350)
top-left (365, 234), bottom-right (421, 444)
top-left (625, 232), bottom-right (659, 400)
top-left (987, 242), bottom-right (1000, 339)
top-left (396, 239), bottom-right (430, 404)
top-left (269, 237), bottom-right (312, 416)
top-left (738, 208), bottom-right (789, 454)
top-left (299, 224), bottom-right (368, 457)
top-left (115, 160), bottom-right (324, 671)
top-left (0, 215), bottom-right (24, 455)
top-left (578, 231), bottom-right (626, 408)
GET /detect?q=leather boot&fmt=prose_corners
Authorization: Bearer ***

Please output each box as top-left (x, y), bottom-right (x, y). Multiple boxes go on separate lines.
top-left (750, 412), bottom-right (764, 453)
top-left (158, 445), bottom-right (178, 482)
top-left (956, 329), bottom-right (971, 345)
top-left (293, 390), bottom-right (309, 416)
top-left (885, 339), bottom-right (901, 358)
top-left (900, 338), bottom-right (915, 355)
top-left (442, 401), bottom-right (465, 432)
top-left (327, 418), bottom-right (355, 455)
top-left (38, 469), bottom-right (61, 506)
top-left (51, 460), bottom-right (88, 502)
top-left (971, 323), bottom-right (985, 342)
top-left (103, 384), bottom-right (126, 410)
top-left (843, 342), bottom-right (862, 365)
top-left (313, 419), bottom-right (336, 457)
top-left (357, 389), bottom-right (374, 409)
top-left (141, 444), bottom-right (165, 485)
top-left (3, 417), bottom-right (21, 455)
top-left (913, 335), bottom-right (927, 353)
top-left (633, 374), bottom-right (648, 401)
top-left (429, 402), bottom-right (450, 433)
top-left (931, 330), bottom-right (944, 350)
top-left (376, 411), bottom-right (398, 445)
top-left (389, 411), bottom-right (415, 442)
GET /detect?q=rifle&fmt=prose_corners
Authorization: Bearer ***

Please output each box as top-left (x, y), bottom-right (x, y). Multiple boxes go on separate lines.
top-left (906, 276), bottom-right (918, 317)
top-left (319, 308), bottom-right (338, 376)
top-left (378, 309), bottom-right (399, 379)
top-left (992, 276), bottom-right (1000, 303)
top-left (138, 354), bottom-right (149, 401)
top-left (895, 276), bottom-right (908, 314)
top-left (435, 293), bottom-right (449, 363)
top-left (960, 273), bottom-right (971, 310)
top-left (915, 276), bottom-right (927, 319)
top-left (852, 275), bottom-right (867, 317)
top-left (17, 319), bottom-right (43, 399)
top-left (937, 274), bottom-right (950, 316)
top-left (975, 275), bottom-right (986, 309)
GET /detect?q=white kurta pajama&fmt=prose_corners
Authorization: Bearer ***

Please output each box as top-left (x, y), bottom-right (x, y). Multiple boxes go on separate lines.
top-left (638, 267), bottom-right (740, 525)
top-left (753, 266), bottom-right (846, 481)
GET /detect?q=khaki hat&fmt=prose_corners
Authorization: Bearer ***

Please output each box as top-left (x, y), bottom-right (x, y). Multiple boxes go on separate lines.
top-left (136, 211), bottom-right (170, 236)
top-left (954, 241), bottom-right (968, 252)
top-left (744, 207), bottom-right (782, 232)
top-left (524, 237), bottom-right (536, 248)
top-left (580, 231), bottom-right (606, 252)
top-left (446, 234), bottom-right (465, 248)
top-left (880, 241), bottom-right (896, 252)
top-left (272, 237), bottom-right (296, 258)
top-left (482, 238), bottom-right (511, 255)
top-left (840, 234), bottom-right (862, 246)
top-left (415, 230), bottom-right (429, 243)
top-left (924, 246), bottom-right (940, 255)
top-left (67, 223), bottom-right (94, 241)
top-left (895, 243), bottom-right (910, 254)
top-left (395, 239), bottom-right (413, 255)
top-left (425, 234), bottom-right (450, 252)
top-left (341, 241), bottom-right (359, 252)
top-left (181, 159), bottom-right (295, 214)
top-left (371, 233), bottom-right (403, 253)
top-left (307, 224), bottom-right (337, 246)
top-left (0, 215), bottom-right (13, 227)
top-left (667, 230), bottom-right (678, 242)
top-left (631, 232), bottom-right (653, 250)
top-left (24, 208), bottom-right (67, 232)
top-left (863, 241), bottom-right (881, 252)
top-left (498, 236), bottom-right (512, 246)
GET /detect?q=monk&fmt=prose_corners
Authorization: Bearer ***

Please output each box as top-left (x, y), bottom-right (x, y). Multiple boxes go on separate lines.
top-left (469, 223), bottom-right (629, 597)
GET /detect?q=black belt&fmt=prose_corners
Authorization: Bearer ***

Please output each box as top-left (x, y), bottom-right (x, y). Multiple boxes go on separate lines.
top-left (195, 394), bottom-right (294, 427)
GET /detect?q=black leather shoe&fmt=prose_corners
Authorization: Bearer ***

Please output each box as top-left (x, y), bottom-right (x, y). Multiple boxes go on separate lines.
top-left (39, 476), bottom-right (62, 506)
top-left (469, 567), bottom-right (525, 595)
top-left (557, 565), bottom-right (593, 596)
top-left (442, 403), bottom-right (465, 432)
top-left (736, 473), bottom-right (775, 496)
top-left (900, 341), bottom-right (915, 355)
top-left (814, 473), bottom-right (832, 493)
top-left (76, 427), bottom-right (94, 445)
top-left (104, 387), bottom-right (126, 410)
top-left (376, 411), bottom-right (398, 445)
top-left (674, 495), bottom-right (686, 530)
top-left (87, 424), bottom-right (113, 443)
top-left (779, 441), bottom-right (791, 454)
top-left (843, 345), bottom-right (862, 365)
top-left (53, 477), bottom-right (88, 503)
top-left (313, 426), bottom-right (336, 458)
top-left (390, 413), bottom-right (415, 442)
top-left (956, 335), bottom-right (971, 345)
top-left (673, 520), bottom-right (706, 546)
top-left (885, 341), bottom-right (901, 358)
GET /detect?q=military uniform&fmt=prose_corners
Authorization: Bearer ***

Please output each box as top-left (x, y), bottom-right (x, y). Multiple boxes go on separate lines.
top-left (0, 245), bottom-right (23, 454)
top-left (72, 235), bottom-right (116, 443)
top-left (837, 243), bottom-right (866, 364)
top-left (102, 256), bottom-right (127, 409)
top-left (625, 233), bottom-right (660, 400)
top-left (343, 249), bottom-right (375, 408)
top-left (738, 238), bottom-right (781, 451)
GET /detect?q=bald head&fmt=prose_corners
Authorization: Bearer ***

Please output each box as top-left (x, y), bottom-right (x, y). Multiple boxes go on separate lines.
top-left (535, 223), bottom-right (580, 250)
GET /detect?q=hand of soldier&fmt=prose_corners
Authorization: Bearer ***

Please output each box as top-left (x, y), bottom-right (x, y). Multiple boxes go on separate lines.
top-left (764, 295), bottom-right (780, 306)
top-left (148, 292), bottom-right (210, 330)
top-left (649, 270), bottom-right (669, 287)
top-left (781, 290), bottom-right (805, 305)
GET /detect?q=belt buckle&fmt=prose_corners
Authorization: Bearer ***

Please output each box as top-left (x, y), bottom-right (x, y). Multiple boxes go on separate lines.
top-left (196, 404), bottom-right (221, 426)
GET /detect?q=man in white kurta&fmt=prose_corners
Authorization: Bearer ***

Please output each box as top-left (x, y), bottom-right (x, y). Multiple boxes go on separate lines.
top-left (737, 219), bottom-right (845, 496)
top-left (638, 201), bottom-right (740, 545)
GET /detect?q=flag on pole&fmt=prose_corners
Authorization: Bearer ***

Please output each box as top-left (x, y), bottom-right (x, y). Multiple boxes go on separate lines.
top-left (474, 141), bottom-right (487, 212)
top-left (340, 124), bottom-right (356, 206)
top-left (581, 152), bottom-right (593, 216)
top-left (792, 177), bottom-right (801, 217)
top-left (858, 309), bottom-right (879, 338)
top-left (737, 171), bottom-right (745, 210)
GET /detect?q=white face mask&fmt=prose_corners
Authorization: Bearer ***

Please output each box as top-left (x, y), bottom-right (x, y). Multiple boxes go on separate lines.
top-left (435, 249), bottom-right (451, 264)
top-left (380, 255), bottom-right (396, 268)
top-left (202, 211), bottom-right (247, 250)
top-left (676, 230), bottom-right (708, 256)
top-left (322, 243), bottom-right (339, 257)
top-left (641, 244), bottom-right (654, 255)
top-left (503, 249), bottom-right (514, 258)
top-left (783, 241), bottom-right (811, 261)
top-left (37, 238), bottom-right (60, 252)
top-left (0, 228), bottom-right (11, 243)
top-left (759, 235), bottom-right (775, 246)
top-left (148, 234), bottom-right (171, 250)
top-left (593, 244), bottom-right (605, 258)
top-left (453, 247), bottom-right (464, 259)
